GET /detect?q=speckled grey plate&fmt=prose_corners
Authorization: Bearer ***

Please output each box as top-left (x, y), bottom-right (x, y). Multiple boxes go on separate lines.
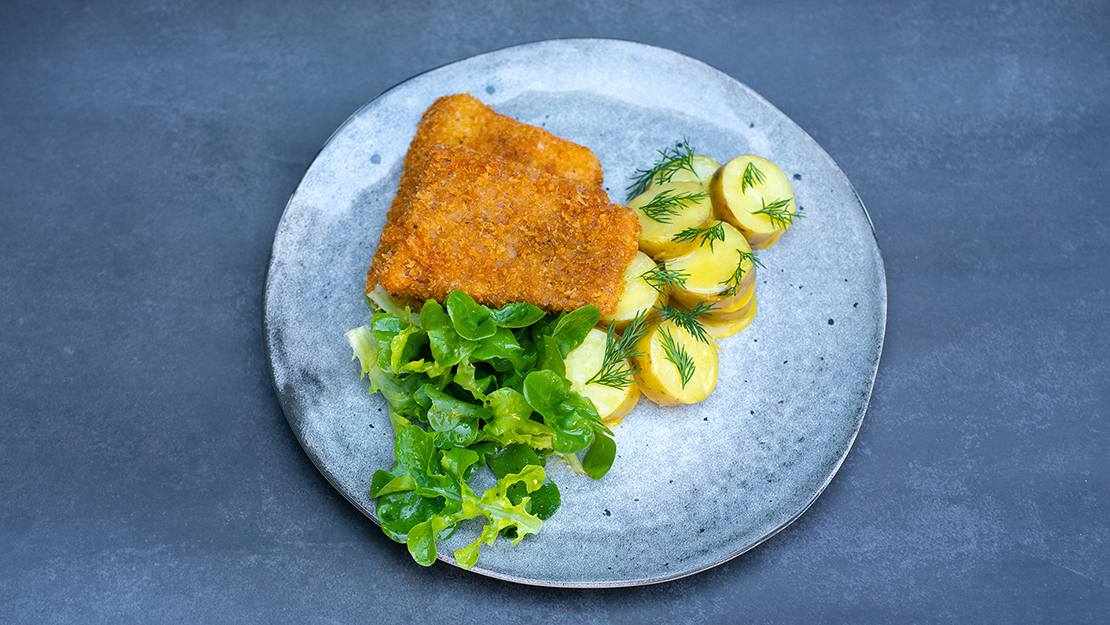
top-left (264, 39), bottom-right (886, 588)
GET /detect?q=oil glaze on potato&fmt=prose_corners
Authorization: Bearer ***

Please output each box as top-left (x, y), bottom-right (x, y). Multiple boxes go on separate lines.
top-left (666, 220), bottom-right (757, 310)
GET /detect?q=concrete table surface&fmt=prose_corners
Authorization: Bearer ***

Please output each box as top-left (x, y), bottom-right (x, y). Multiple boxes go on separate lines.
top-left (2, 1), bottom-right (1107, 622)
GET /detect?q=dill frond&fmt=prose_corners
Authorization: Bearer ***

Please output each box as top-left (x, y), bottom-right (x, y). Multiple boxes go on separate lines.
top-left (741, 161), bottom-right (766, 193)
top-left (638, 189), bottom-right (708, 224)
top-left (640, 263), bottom-right (688, 296)
top-left (626, 138), bottom-right (698, 200)
top-left (585, 311), bottom-right (649, 390)
top-left (671, 222), bottom-right (726, 251)
top-left (658, 327), bottom-right (696, 388)
top-left (654, 302), bottom-right (714, 345)
top-left (752, 196), bottom-right (801, 229)
top-left (718, 249), bottom-right (764, 297)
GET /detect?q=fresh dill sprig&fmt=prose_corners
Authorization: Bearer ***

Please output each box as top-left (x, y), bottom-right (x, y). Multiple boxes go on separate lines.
top-left (741, 161), bottom-right (766, 193)
top-left (638, 189), bottom-right (708, 224)
top-left (658, 327), bottom-right (696, 388)
top-left (585, 311), bottom-right (650, 390)
top-left (718, 249), bottom-right (765, 297)
top-left (753, 196), bottom-right (801, 229)
top-left (671, 221), bottom-right (726, 251)
top-left (626, 138), bottom-right (699, 200)
top-left (655, 302), bottom-right (715, 345)
top-left (640, 263), bottom-right (688, 296)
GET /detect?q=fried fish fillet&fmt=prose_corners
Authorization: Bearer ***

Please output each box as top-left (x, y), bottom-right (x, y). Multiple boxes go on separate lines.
top-left (386, 93), bottom-right (605, 225)
top-left (366, 145), bottom-right (639, 315)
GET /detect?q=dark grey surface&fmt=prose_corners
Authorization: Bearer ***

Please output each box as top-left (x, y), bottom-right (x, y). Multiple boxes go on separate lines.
top-left (1, 0), bottom-right (1106, 622)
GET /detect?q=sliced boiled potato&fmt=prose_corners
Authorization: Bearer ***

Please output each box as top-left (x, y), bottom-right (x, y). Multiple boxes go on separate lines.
top-left (564, 328), bottom-right (641, 426)
top-left (708, 277), bottom-right (756, 320)
top-left (649, 155), bottom-right (721, 189)
top-left (631, 319), bottom-right (718, 407)
top-left (710, 155), bottom-right (796, 249)
top-left (601, 251), bottom-right (663, 332)
top-left (703, 293), bottom-right (758, 338)
top-left (628, 181), bottom-right (714, 260)
top-left (667, 220), bottom-right (759, 310)
top-left (699, 277), bottom-right (758, 338)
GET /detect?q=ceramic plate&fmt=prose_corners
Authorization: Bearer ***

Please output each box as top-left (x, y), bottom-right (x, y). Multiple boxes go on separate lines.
top-left (264, 39), bottom-right (886, 587)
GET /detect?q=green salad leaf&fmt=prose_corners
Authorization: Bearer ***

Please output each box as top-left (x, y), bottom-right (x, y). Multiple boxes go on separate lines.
top-left (489, 302), bottom-right (546, 328)
top-left (346, 291), bottom-right (613, 569)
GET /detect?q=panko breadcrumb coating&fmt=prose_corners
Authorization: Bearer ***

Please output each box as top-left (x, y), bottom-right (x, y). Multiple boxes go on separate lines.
top-left (386, 93), bottom-right (605, 226)
top-left (366, 145), bottom-right (639, 315)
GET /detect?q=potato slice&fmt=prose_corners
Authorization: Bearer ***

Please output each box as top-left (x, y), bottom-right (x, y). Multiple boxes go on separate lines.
top-left (703, 292), bottom-right (758, 338)
top-left (631, 319), bottom-right (718, 406)
top-left (710, 155), bottom-right (796, 249)
top-left (667, 220), bottom-right (759, 310)
top-left (564, 328), bottom-right (641, 426)
top-left (601, 251), bottom-right (663, 332)
top-left (649, 155), bottom-right (721, 189)
top-left (628, 181), bottom-right (714, 260)
top-left (708, 277), bottom-right (756, 320)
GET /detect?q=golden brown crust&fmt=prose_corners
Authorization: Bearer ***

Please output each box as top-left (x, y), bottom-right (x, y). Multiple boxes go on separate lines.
top-left (386, 93), bottom-right (605, 226)
top-left (366, 145), bottom-right (639, 315)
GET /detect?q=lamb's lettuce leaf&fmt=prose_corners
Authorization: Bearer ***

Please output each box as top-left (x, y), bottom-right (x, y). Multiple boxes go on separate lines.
top-left (347, 291), bottom-right (614, 569)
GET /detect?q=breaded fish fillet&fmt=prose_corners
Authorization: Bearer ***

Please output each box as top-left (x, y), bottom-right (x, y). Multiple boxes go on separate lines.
top-left (387, 93), bottom-right (605, 225)
top-left (366, 145), bottom-right (639, 315)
